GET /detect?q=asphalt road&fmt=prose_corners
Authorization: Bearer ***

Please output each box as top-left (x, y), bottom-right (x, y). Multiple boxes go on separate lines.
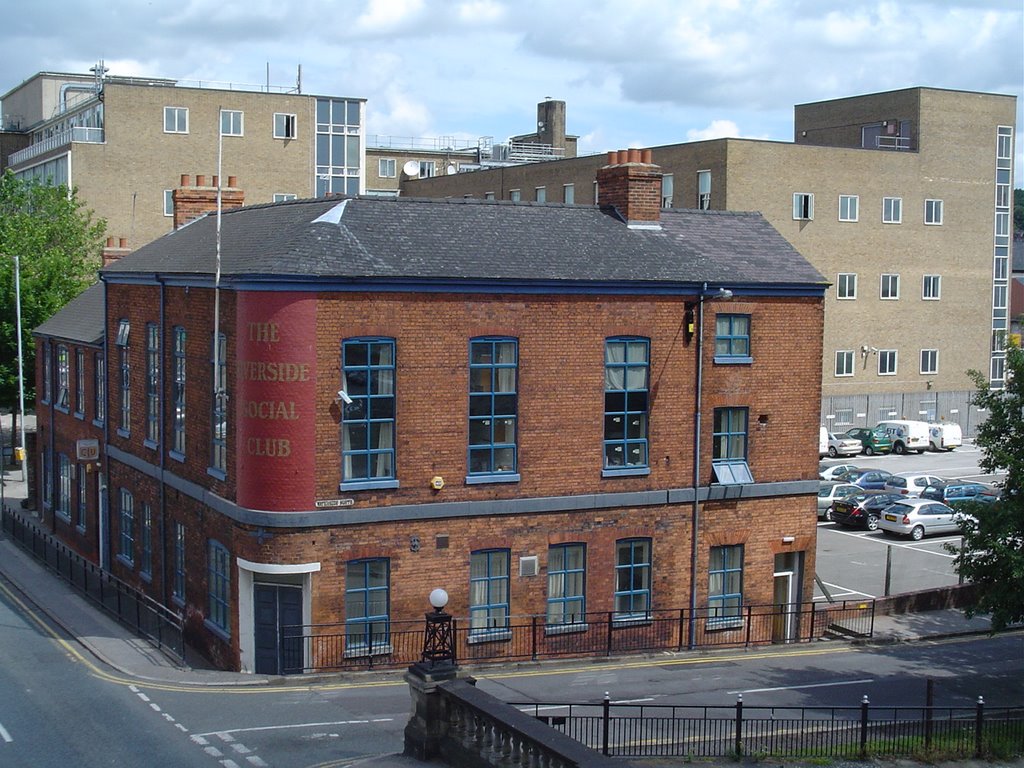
top-left (815, 441), bottom-right (996, 601)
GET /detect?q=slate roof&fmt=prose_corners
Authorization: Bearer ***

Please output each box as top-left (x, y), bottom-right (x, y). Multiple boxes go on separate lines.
top-left (32, 282), bottom-right (104, 344)
top-left (100, 196), bottom-right (826, 291)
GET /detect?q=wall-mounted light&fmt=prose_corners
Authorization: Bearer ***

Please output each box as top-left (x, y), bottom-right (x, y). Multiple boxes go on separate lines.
top-left (336, 390), bottom-right (353, 405)
top-left (782, 536), bottom-right (795, 544)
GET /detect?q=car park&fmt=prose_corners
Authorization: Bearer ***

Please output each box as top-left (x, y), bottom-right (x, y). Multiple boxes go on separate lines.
top-left (842, 427), bottom-right (893, 456)
top-left (878, 498), bottom-right (963, 540)
top-left (835, 468), bottom-right (894, 490)
top-left (817, 482), bottom-right (862, 521)
top-left (830, 491), bottom-right (904, 531)
top-left (884, 472), bottom-right (947, 497)
top-left (826, 431), bottom-right (862, 458)
top-left (819, 463), bottom-right (860, 481)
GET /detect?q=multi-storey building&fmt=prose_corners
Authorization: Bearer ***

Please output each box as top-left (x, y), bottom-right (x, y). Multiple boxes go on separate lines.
top-left (1, 64), bottom-right (365, 248)
top-left (366, 98), bottom-right (577, 196)
top-left (402, 88), bottom-right (1017, 434)
top-left (33, 154), bottom-right (826, 673)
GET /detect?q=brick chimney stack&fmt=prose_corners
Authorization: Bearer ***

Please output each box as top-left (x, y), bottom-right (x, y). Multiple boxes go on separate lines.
top-left (172, 174), bottom-right (245, 230)
top-left (102, 236), bottom-right (132, 266)
top-left (595, 149), bottom-right (662, 228)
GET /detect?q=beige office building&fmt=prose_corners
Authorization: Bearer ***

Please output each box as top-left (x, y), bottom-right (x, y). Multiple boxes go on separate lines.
top-left (2, 67), bottom-right (365, 249)
top-left (402, 88), bottom-right (1016, 435)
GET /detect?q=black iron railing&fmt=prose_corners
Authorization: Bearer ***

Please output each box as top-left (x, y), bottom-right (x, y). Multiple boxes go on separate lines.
top-left (283, 600), bottom-right (874, 674)
top-left (1, 506), bottom-right (185, 665)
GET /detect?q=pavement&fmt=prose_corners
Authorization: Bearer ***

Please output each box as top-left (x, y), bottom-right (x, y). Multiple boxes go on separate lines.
top-left (0, 462), bottom-right (1014, 767)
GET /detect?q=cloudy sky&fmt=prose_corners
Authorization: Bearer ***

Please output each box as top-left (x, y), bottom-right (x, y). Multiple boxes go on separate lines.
top-left (3, 0), bottom-right (1023, 176)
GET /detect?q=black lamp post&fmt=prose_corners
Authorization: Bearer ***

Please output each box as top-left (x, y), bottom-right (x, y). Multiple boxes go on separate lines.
top-left (419, 587), bottom-right (456, 670)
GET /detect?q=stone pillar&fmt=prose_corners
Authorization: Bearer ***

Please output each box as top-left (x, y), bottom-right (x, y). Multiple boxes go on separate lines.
top-left (403, 661), bottom-right (461, 761)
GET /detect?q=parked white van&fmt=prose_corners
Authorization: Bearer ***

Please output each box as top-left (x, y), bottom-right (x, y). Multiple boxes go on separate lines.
top-left (819, 426), bottom-right (829, 457)
top-left (875, 420), bottom-right (930, 455)
top-left (928, 421), bottom-right (962, 451)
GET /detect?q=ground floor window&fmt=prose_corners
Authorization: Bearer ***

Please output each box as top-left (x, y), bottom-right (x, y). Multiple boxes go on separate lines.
top-left (547, 543), bottom-right (586, 626)
top-left (614, 538), bottom-right (651, 620)
top-left (208, 540), bottom-right (231, 635)
top-left (708, 544), bottom-right (743, 625)
top-left (469, 549), bottom-right (510, 636)
top-left (345, 558), bottom-right (390, 653)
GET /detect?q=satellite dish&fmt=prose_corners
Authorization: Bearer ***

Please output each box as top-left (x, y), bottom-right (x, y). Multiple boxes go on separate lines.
top-left (402, 160), bottom-right (420, 177)
top-left (446, 164), bottom-right (457, 175)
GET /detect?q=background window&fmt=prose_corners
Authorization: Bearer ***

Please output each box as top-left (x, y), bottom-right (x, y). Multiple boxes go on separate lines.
top-left (173, 522), bottom-right (186, 601)
top-left (661, 173), bottom-right (673, 208)
top-left (211, 333), bottom-right (227, 473)
top-left (469, 338), bottom-right (518, 476)
top-left (697, 171), bottom-right (711, 209)
top-left (146, 323), bottom-right (160, 444)
top-left (141, 504), bottom-right (153, 577)
top-left (56, 344), bottom-right (69, 409)
top-left (345, 559), bottom-right (390, 652)
top-left (925, 199), bottom-right (943, 225)
top-left (163, 189), bottom-right (174, 217)
top-left (712, 407), bottom-right (752, 484)
top-left (878, 350), bottom-right (898, 375)
top-left (57, 454), bottom-right (71, 518)
top-left (882, 197), bottom-right (902, 223)
top-left (509, 189), bottom-right (521, 202)
top-left (839, 195), bottom-right (859, 222)
top-left (835, 350), bottom-right (854, 377)
top-left (378, 158), bottom-right (396, 178)
top-left (547, 544), bottom-right (586, 626)
top-left (793, 192), bottom-right (813, 220)
top-left (920, 349), bottom-right (938, 375)
top-left (881, 274), bottom-right (900, 300)
top-left (119, 488), bottom-right (134, 563)
top-left (94, 353), bottom-right (105, 424)
top-left (342, 339), bottom-right (396, 484)
top-left (923, 275), bottom-right (941, 300)
top-left (604, 338), bottom-right (649, 470)
top-left (75, 349), bottom-right (85, 415)
top-left (837, 273), bottom-right (857, 299)
top-left (563, 184), bottom-right (574, 204)
top-left (714, 314), bottom-right (751, 359)
top-left (272, 193), bottom-right (297, 202)
top-left (534, 186), bottom-right (546, 202)
top-left (469, 549), bottom-right (509, 634)
top-left (172, 327), bottom-right (186, 455)
top-left (708, 545), bottom-right (743, 623)
top-left (76, 470), bottom-right (87, 530)
top-left (163, 106), bottom-right (188, 133)
top-left (419, 160), bottom-right (436, 178)
top-left (614, 539), bottom-right (651, 619)
top-left (220, 109), bottom-right (243, 136)
top-left (273, 112), bottom-right (296, 139)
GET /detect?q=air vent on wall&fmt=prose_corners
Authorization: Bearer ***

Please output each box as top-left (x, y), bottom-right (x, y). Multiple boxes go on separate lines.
top-left (519, 556), bottom-right (539, 577)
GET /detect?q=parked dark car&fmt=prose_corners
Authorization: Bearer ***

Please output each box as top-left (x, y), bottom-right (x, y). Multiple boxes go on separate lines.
top-left (920, 481), bottom-right (1000, 508)
top-left (842, 427), bottom-right (893, 456)
top-left (835, 468), bottom-right (895, 491)
top-left (830, 492), bottom-right (904, 531)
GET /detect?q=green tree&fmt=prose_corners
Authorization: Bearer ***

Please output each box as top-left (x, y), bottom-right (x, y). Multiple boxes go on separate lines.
top-left (1015, 187), bottom-right (1024, 233)
top-left (0, 170), bottom-right (106, 414)
top-left (951, 343), bottom-right (1024, 630)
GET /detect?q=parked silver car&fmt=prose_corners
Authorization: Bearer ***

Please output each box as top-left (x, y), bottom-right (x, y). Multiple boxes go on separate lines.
top-left (877, 499), bottom-right (963, 540)
top-left (826, 432), bottom-right (862, 458)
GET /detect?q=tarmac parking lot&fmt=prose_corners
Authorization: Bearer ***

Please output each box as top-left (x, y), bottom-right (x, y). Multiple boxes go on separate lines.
top-left (814, 440), bottom-right (999, 602)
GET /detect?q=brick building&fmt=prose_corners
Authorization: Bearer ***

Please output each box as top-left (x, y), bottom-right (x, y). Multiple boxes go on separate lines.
top-left (34, 153), bottom-right (827, 673)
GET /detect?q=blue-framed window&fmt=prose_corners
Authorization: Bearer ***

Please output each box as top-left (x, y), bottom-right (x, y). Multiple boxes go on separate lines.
top-left (207, 540), bottom-right (231, 635)
top-left (94, 352), bottom-right (105, 425)
top-left (140, 504), bottom-right (153, 578)
top-left (172, 522), bottom-right (186, 602)
top-left (614, 538), bottom-right (651, 620)
top-left (708, 544), bottom-right (743, 624)
top-left (118, 488), bottom-right (134, 564)
top-left (56, 344), bottom-right (69, 409)
top-left (468, 338), bottom-right (518, 478)
top-left (76, 468), bottom-right (87, 530)
top-left (57, 453), bottom-right (71, 519)
top-left (345, 558), bottom-right (390, 653)
top-left (469, 549), bottom-right (510, 636)
top-left (546, 543), bottom-right (586, 626)
top-left (117, 320), bottom-right (130, 434)
top-left (146, 323), bottom-right (160, 445)
top-left (341, 338), bottom-right (396, 487)
top-left (714, 314), bottom-right (751, 362)
top-left (75, 349), bottom-right (86, 416)
top-left (211, 333), bottom-right (227, 474)
top-left (42, 342), bottom-right (52, 403)
top-left (172, 327), bottom-right (186, 456)
top-left (42, 451), bottom-right (52, 507)
top-left (603, 338), bottom-right (649, 471)
top-left (711, 407), bottom-right (753, 485)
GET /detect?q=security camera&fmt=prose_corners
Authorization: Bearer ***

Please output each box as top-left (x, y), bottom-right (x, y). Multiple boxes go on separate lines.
top-left (337, 390), bottom-right (353, 405)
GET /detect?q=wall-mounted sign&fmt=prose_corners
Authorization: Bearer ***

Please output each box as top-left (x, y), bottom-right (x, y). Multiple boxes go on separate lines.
top-left (315, 498), bottom-right (354, 509)
top-left (76, 439), bottom-right (100, 461)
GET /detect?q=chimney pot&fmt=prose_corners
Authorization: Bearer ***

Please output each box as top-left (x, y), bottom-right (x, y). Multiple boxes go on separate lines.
top-left (227, 175), bottom-right (237, 188)
top-left (106, 236), bottom-right (115, 247)
top-left (641, 149), bottom-right (653, 164)
top-left (212, 175), bottom-right (219, 189)
top-left (180, 174), bottom-right (189, 186)
top-left (627, 148), bottom-right (641, 163)
top-left (119, 237), bottom-right (127, 248)
top-left (197, 174), bottom-right (207, 186)
top-left (607, 151), bottom-right (617, 165)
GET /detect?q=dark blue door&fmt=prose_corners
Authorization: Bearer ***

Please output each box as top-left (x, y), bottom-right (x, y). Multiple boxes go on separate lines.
top-left (254, 584), bottom-right (302, 674)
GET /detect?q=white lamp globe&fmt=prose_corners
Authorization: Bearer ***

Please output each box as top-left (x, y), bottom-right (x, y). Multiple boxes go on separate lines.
top-left (428, 588), bottom-right (449, 610)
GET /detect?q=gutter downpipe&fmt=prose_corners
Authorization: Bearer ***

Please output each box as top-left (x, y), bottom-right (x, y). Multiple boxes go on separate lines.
top-left (688, 283), bottom-right (708, 650)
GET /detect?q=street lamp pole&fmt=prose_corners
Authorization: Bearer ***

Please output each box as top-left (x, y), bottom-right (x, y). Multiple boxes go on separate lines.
top-left (12, 255), bottom-right (27, 482)
top-left (688, 282), bottom-right (732, 650)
